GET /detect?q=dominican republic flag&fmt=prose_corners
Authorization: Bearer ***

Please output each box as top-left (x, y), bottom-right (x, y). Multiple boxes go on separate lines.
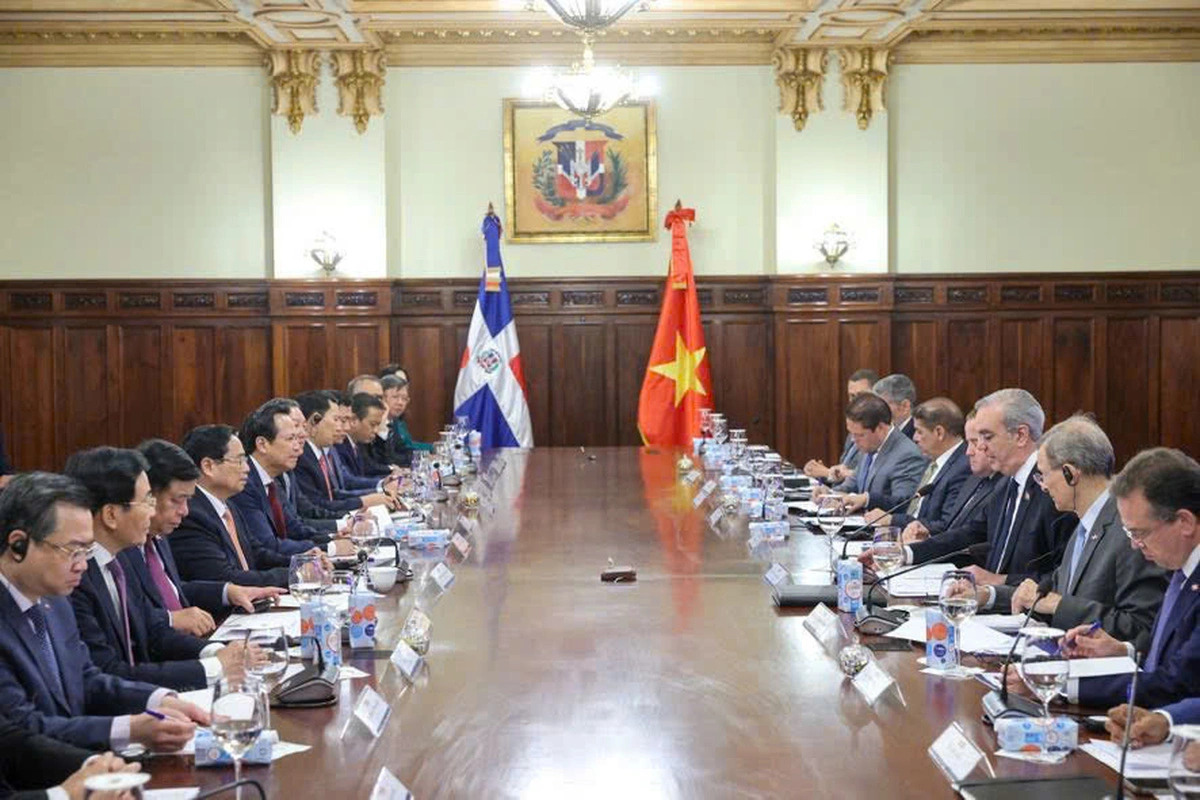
top-left (453, 211), bottom-right (534, 448)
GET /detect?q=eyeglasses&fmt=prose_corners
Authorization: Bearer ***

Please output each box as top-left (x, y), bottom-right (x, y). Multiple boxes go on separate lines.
top-left (38, 541), bottom-right (96, 563)
top-left (216, 454), bottom-right (250, 466)
top-left (1123, 514), bottom-right (1176, 542)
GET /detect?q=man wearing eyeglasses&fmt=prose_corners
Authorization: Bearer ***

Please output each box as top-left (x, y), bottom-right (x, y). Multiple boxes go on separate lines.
top-left (63, 447), bottom-right (256, 692)
top-left (1003, 447), bottom-right (1200, 710)
top-left (0, 472), bottom-right (208, 752)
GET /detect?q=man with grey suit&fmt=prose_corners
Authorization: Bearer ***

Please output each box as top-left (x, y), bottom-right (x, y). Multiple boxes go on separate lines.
top-left (821, 393), bottom-right (927, 513)
top-left (804, 368), bottom-right (877, 485)
top-left (980, 416), bottom-right (1167, 648)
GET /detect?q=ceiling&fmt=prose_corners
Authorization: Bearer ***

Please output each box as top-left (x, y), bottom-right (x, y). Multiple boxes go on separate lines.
top-left (0, 0), bottom-right (1197, 66)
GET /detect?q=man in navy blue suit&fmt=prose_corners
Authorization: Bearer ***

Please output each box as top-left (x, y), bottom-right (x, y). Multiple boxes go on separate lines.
top-left (125, 440), bottom-right (282, 638)
top-left (170, 425), bottom-right (298, 589)
top-left (338, 393), bottom-right (396, 481)
top-left (0, 472), bottom-right (206, 751)
top-left (292, 391), bottom-right (391, 516)
top-left (63, 447), bottom-right (254, 692)
top-left (1005, 447), bottom-right (1200, 711)
top-left (228, 402), bottom-right (355, 562)
top-left (1105, 697), bottom-right (1200, 748)
top-left (869, 397), bottom-right (970, 533)
top-left (327, 391), bottom-right (399, 493)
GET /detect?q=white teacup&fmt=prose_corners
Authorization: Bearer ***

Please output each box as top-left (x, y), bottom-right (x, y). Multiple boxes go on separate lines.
top-left (368, 566), bottom-right (398, 592)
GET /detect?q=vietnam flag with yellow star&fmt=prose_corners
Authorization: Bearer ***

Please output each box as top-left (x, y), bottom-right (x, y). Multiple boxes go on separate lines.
top-left (637, 205), bottom-right (713, 447)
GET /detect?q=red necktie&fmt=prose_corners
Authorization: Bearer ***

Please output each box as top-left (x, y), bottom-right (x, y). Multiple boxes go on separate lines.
top-left (266, 481), bottom-right (288, 540)
top-left (317, 452), bottom-right (334, 500)
top-left (144, 540), bottom-right (183, 612)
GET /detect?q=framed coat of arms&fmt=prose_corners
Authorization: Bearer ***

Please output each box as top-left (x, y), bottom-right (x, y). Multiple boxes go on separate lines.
top-left (502, 100), bottom-right (657, 243)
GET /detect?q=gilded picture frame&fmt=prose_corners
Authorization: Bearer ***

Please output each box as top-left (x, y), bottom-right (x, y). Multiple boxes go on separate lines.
top-left (503, 99), bottom-right (658, 243)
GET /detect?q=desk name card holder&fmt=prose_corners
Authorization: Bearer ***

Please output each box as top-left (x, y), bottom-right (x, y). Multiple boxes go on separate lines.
top-left (682, 470), bottom-right (702, 486)
top-left (349, 685), bottom-right (391, 738)
top-left (693, 480), bottom-right (717, 509)
top-left (852, 660), bottom-right (898, 705)
top-left (763, 563), bottom-right (790, 589)
top-left (928, 722), bottom-right (995, 788)
top-left (370, 767), bottom-right (413, 800)
top-left (707, 506), bottom-right (725, 530)
top-left (451, 532), bottom-right (472, 558)
top-left (430, 562), bottom-right (456, 592)
top-left (802, 603), bottom-right (843, 652)
top-left (390, 639), bottom-right (424, 681)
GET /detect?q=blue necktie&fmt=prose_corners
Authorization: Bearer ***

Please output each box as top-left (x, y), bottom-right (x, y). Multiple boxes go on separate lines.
top-left (858, 452), bottom-right (875, 492)
top-left (1066, 521), bottom-right (1090, 588)
top-left (988, 478), bottom-right (1021, 573)
top-left (1146, 570), bottom-right (1186, 672)
top-left (26, 604), bottom-right (64, 700)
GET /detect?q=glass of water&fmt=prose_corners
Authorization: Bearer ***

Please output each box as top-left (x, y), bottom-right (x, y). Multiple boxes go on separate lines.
top-left (817, 495), bottom-right (847, 572)
top-left (938, 569), bottom-right (979, 677)
top-left (211, 677), bottom-right (266, 796)
top-left (871, 526), bottom-right (904, 576)
top-left (245, 625), bottom-right (288, 729)
top-left (288, 553), bottom-right (328, 603)
top-left (1169, 726), bottom-right (1200, 799)
top-left (1018, 627), bottom-right (1070, 730)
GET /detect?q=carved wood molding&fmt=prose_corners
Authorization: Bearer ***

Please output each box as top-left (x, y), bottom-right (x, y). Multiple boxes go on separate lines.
top-left (839, 47), bottom-right (890, 130)
top-left (331, 50), bottom-right (386, 134)
top-left (268, 50), bottom-right (320, 135)
top-left (773, 47), bottom-right (827, 132)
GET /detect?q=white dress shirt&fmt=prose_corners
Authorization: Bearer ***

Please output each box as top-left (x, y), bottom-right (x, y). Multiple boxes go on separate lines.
top-left (251, 455), bottom-right (340, 556)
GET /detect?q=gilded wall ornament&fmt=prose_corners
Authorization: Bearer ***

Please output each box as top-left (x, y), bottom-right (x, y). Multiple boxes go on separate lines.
top-left (331, 50), bottom-right (386, 134)
top-left (267, 50), bottom-right (319, 134)
top-left (773, 47), bottom-right (827, 132)
top-left (839, 47), bottom-right (889, 130)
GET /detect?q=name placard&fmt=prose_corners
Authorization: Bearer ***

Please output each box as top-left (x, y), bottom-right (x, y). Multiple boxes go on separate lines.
top-left (707, 506), bottom-right (724, 528)
top-left (351, 685), bottom-right (391, 738)
top-left (369, 767), bottom-right (413, 800)
top-left (389, 639), bottom-right (423, 680)
top-left (451, 532), bottom-right (472, 558)
top-left (693, 480), bottom-right (717, 509)
top-left (682, 470), bottom-right (702, 486)
top-left (430, 562), bottom-right (456, 592)
top-left (763, 563), bottom-right (789, 588)
top-left (928, 722), bottom-right (989, 785)
top-left (852, 660), bottom-right (896, 705)
top-left (802, 602), bottom-right (841, 649)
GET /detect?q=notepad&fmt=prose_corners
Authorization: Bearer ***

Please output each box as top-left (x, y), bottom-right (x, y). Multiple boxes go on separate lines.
top-left (1081, 739), bottom-right (1173, 780)
top-left (884, 609), bottom-right (1017, 654)
top-left (211, 610), bottom-right (301, 641)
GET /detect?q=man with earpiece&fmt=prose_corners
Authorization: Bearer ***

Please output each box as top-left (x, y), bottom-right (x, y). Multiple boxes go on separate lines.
top-left (972, 415), bottom-right (1168, 648)
top-left (0, 472), bottom-right (209, 752)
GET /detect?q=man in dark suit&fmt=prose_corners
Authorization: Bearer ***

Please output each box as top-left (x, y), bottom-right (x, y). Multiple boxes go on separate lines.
top-left (822, 393), bottom-right (927, 513)
top-left (873, 374), bottom-right (918, 440)
top-left (228, 401), bottom-right (355, 561)
top-left (291, 392), bottom-right (389, 516)
top-left (870, 389), bottom-right (1071, 588)
top-left (0, 472), bottom-right (205, 751)
top-left (124, 440), bottom-right (282, 638)
top-left (1006, 447), bottom-right (1200, 711)
top-left (169, 425), bottom-right (295, 589)
top-left (900, 410), bottom-right (1004, 543)
top-left (983, 417), bottom-right (1167, 647)
top-left (326, 390), bottom-right (392, 494)
top-left (0, 716), bottom-right (137, 800)
top-left (63, 447), bottom-right (251, 692)
top-left (871, 397), bottom-right (970, 533)
top-left (803, 368), bottom-right (877, 485)
top-left (339, 393), bottom-right (395, 480)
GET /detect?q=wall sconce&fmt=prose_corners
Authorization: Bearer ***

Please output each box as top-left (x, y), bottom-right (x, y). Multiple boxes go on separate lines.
top-left (815, 224), bottom-right (852, 267)
top-left (307, 231), bottom-right (344, 275)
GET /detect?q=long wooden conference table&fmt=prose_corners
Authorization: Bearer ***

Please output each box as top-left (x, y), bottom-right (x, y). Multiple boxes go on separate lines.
top-left (147, 447), bottom-right (1118, 798)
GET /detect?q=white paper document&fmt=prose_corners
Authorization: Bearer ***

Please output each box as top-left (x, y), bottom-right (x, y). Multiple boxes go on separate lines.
top-left (1081, 740), bottom-right (1173, 780)
top-left (972, 614), bottom-right (1028, 632)
top-left (177, 687), bottom-right (214, 715)
top-left (884, 609), bottom-right (1016, 654)
top-left (881, 563), bottom-right (956, 597)
top-left (1067, 655), bottom-right (1137, 679)
top-left (211, 610), bottom-right (301, 641)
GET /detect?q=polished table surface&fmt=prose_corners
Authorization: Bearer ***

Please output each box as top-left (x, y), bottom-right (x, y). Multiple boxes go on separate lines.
top-left (147, 447), bottom-right (1117, 799)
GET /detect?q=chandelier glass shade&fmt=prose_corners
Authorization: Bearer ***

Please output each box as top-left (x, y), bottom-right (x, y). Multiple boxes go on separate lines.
top-left (525, 43), bottom-right (653, 120)
top-left (528, 0), bottom-right (650, 35)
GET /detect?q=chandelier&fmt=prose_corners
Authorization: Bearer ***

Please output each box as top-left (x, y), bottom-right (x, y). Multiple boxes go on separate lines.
top-left (527, 0), bottom-right (652, 36)
top-left (525, 41), bottom-right (653, 120)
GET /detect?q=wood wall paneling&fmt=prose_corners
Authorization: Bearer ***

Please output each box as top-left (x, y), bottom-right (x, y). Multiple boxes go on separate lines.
top-left (0, 275), bottom-right (1195, 472)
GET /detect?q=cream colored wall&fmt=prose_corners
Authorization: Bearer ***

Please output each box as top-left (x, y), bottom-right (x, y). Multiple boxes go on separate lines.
top-left (890, 62), bottom-right (1200, 273)
top-left (0, 68), bottom-right (270, 279)
top-left (387, 66), bottom-right (776, 279)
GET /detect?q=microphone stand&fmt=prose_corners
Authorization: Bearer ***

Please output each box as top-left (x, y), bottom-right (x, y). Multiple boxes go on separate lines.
top-left (839, 484), bottom-right (935, 558)
top-left (998, 573), bottom-right (1055, 706)
top-left (1114, 652), bottom-right (1143, 800)
top-left (194, 779), bottom-right (267, 800)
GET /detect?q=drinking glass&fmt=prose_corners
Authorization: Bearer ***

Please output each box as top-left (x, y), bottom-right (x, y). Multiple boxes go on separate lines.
top-left (211, 677), bottom-right (266, 797)
top-left (711, 413), bottom-right (728, 446)
top-left (938, 569), bottom-right (979, 677)
top-left (1018, 628), bottom-right (1070, 733)
top-left (244, 625), bottom-right (288, 706)
top-left (817, 495), bottom-right (847, 572)
top-left (1168, 725), bottom-right (1200, 799)
top-left (871, 526), bottom-right (904, 575)
top-left (288, 553), bottom-right (328, 603)
top-left (699, 409), bottom-right (713, 441)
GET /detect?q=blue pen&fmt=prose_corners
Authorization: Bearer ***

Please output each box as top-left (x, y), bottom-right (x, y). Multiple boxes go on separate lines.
top-left (1066, 620), bottom-right (1102, 652)
top-left (144, 709), bottom-right (167, 721)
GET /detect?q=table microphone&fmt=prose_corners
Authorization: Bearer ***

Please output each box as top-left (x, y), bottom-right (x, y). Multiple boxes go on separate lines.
top-left (838, 483), bottom-right (935, 558)
top-left (863, 541), bottom-right (992, 610)
top-left (997, 570), bottom-right (1057, 706)
top-left (1115, 652), bottom-right (1143, 800)
top-left (194, 779), bottom-right (267, 800)
top-left (852, 542), bottom-right (991, 634)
